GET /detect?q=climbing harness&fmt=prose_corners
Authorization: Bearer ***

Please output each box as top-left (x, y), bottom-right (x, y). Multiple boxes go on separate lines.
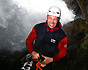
top-left (21, 53), bottom-right (44, 70)
top-left (36, 61), bottom-right (42, 70)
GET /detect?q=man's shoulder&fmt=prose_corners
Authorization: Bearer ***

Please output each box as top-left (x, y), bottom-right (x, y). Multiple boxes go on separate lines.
top-left (34, 22), bottom-right (46, 32)
top-left (35, 22), bottom-right (46, 26)
top-left (57, 28), bottom-right (67, 37)
top-left (35, 22), bottom-right (46, 28)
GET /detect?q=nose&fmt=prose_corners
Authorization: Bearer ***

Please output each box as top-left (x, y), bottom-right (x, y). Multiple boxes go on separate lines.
top-left (50, 19), bottom-right (54, 24)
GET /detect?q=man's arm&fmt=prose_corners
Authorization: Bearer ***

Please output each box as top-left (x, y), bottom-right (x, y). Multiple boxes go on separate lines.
top-left (26, 26), bottom-right (37, 53)
top-left (53, 37), bottom-right (67, 62)
top-left (26, 26), bottom-right (40, 59)
top-left (40, 37), bottom-right (67, 67)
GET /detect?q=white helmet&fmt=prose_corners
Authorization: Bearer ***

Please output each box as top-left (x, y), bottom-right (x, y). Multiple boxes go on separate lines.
top-left (47, 6), bottom-right (61, 18)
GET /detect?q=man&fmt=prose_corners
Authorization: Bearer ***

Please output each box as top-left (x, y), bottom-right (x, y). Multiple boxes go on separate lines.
top-left (26, 6), bottom-right (67, 70)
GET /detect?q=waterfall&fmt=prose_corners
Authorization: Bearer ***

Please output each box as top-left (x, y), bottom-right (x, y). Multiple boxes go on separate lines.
top-left (13, 0), bottom-right (75, 25)
top-left (0, 0), bottom-right (75, 52)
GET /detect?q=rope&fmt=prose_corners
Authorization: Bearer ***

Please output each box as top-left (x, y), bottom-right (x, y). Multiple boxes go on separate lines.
top-left (36, 61), bottom-right (42, 70)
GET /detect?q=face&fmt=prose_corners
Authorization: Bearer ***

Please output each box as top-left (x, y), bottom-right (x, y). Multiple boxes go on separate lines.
top-left (47, 15), bottom-right (59, 29)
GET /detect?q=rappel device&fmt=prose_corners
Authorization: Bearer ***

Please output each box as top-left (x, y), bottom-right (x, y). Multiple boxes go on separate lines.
top-left (21, 53), bottom-right (45, 70)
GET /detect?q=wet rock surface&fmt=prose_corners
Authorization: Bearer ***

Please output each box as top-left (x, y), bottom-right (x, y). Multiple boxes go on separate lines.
top-left (64, 0), bottom-right (88, 19)
top-left (52, 18), bottom-right (88, 70)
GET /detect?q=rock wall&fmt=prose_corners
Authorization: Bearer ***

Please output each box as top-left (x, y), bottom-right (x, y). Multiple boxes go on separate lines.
top-left (52, 18), bottom-right (88, 70)
top-left (64, 0), bottom-right (88, 19)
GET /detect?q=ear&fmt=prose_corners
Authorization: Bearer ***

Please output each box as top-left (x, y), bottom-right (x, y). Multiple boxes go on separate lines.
top-left (47, 15), bottom-right (48, 20)
top-left (57, 18), bottom-right (60, 23)
top-left (58, 17), bottom-right (60, 21)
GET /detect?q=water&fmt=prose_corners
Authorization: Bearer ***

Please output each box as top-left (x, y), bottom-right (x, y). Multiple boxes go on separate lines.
top-left (13, 0), bottom-right (75, 25)
top-left (0, 0), bottom-right (75, 70)
top-left (0, 0), bottom-right (75, 52)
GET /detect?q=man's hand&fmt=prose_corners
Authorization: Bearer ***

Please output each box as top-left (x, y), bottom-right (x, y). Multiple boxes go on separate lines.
top-left (41, 55), bottom-right (53, 67)
top-left (31, 51), bottom-right (39, 60)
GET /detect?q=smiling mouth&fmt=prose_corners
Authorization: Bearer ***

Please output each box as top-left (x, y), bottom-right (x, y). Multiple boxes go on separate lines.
top-left (50, 24), bottom-right (55, 28)
top-left (50, 24), bottom-right (53, 26)
top-left (50, 23), bottom-right (54, 26)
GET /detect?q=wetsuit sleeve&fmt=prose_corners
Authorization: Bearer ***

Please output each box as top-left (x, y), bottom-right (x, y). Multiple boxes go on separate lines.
top-left (53, 37), bottom-right (67, 62)
top-left (26, 26), bottom-right (37, 53)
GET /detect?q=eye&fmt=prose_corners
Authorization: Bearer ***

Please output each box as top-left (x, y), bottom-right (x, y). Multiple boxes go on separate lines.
top-left (56, 12), bottom-right (59, 14)
top-left (49, 11), bottom-right (51, 12)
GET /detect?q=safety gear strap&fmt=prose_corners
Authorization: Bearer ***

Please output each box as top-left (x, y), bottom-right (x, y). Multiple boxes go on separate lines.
top-left (36, 61), bottom-right (42, 70)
